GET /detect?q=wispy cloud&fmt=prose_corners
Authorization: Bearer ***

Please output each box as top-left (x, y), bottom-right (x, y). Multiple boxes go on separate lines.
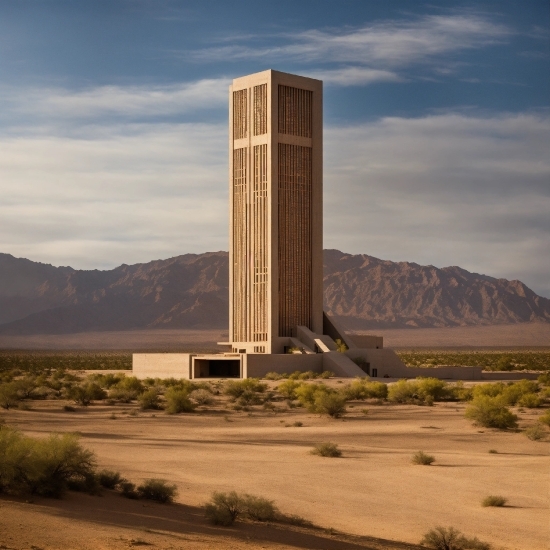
top-left (307, 67), bottom-right (403, 86)
top-left (0, 78), bottom-right (230, 122)
top-left (190, 13), bottom-right (511, 70)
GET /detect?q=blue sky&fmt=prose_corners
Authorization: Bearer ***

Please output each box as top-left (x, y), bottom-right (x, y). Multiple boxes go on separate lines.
top-left (1, 0), bottom-right (549, 297)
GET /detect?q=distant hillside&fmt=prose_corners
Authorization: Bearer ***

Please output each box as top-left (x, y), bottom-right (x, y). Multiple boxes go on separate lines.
top-left (0, 250), bottom-right (548, 334)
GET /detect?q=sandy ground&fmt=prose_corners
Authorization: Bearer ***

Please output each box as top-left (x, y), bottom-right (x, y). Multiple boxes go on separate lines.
top-left (1, 391), bottom-right (548, 550)
top-left (0, 322), bottom-right (549, 350)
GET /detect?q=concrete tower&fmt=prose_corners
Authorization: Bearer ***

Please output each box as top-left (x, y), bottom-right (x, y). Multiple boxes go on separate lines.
top-left (229, 70), bottom-right (323, 355)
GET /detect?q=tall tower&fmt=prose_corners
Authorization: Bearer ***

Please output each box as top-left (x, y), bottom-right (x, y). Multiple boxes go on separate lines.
top-left (229, 70), bottom-right (323, 354)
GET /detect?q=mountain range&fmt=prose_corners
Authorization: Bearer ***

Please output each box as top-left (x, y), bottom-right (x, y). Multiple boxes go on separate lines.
top-left (0, 250), bottom-right (548, 335)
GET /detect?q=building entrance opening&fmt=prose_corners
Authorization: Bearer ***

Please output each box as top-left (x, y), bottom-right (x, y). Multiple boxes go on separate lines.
top-left (194, 358), bottom-right (241, 378)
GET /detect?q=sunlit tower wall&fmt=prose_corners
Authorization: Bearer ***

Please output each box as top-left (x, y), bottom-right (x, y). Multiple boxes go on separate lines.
top-left (229, 70), bottom-right (323, 355)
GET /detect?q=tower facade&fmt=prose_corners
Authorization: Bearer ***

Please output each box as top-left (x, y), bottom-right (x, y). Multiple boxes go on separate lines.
top-left (229, 70), bottom-right (323, 354)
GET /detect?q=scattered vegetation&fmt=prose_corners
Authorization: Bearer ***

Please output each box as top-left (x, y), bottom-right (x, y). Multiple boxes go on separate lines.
top-left (398, 350), bottom-right (550, 372)
top-left (138, 388), bottom-right (162, 411)
top-left (136, 479), bottom-right (178, 503)
top-left (421, 526), bottom-right (491, 550)
top-left (481, 495), bottom-right (507, 507)
top-left (311, 442), bottom-right (342, 457)
top-left (538, 409), bottom-right (550, 427)
top-left (412, 451), bottom-right (435, 465)
top-left (464, 396), bottom-right (518, 429)
top-left (0, 427), bottom-right (96, 497)
top-left (164, 387), bottom-right (196, 414)
top-left (524, 424), bottom-right (546, 441)
top-left (98, 469), bottom-right (125, 489)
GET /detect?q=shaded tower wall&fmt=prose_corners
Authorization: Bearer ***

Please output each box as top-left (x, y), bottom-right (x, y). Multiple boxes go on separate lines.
top-left (229, 70), bottom-right (323, 354)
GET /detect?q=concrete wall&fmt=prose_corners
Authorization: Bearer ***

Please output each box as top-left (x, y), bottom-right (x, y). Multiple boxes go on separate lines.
top-left (245, 353), bottom-right (322, 378)
top-left (480, 371), bottom-right (540, 380)
top-left (133, 353), bottom-right (192, 380)
top-left (348, 334), bottom-right (383, 349)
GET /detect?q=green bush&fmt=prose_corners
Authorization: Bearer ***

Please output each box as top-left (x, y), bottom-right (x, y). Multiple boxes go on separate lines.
top-left (537, 372), bottom-right (550, 386)
top-left (538, 409), bottom-right (550, 427)
top-left (340, 380), bottom-right (368, 400)
top-left (224, 379), bottom-right (267, 399)
top-left (421, 526), bottom-right (491, 550)
top-left (137, 479), bottom-right (178, 503)
top-left (277, 379), bottom-right (301, 400)
top-left (264, 372), bottom-right (283, 380)
top-left (481, 495), bottom-right (507, 507)
top-left (0, 383), bottom-right (20, 410)
top-left (517, 392), bottom-right (543, 408)
top-left (205, 491), bottom-right (246, 525)
top-left (412, 451), bottom-right (435, 465)
top-left (448, 382), bottom-right (473, 401)
top-left (311, 442), bottom-right (342, 457)
top-left (190, 388), bottom-right (213, 405)
top-left (501, 380), bottom-right (539, 405)
top-left (314, 392), bottom-right (347, 418)
top-left (241, 494), bottom-right (278, 521)
top-left (98, 469), bottom-right (125, 489)
top-left (334, 339), bottom-right (348, 353)
top-left (319, 371), bottom-right (333, 379)
top-left (164, 388), bottom-right (195, 414)
top-left (294, 382), bottom-right (329, 408)
top-left (471, 383), bottom-right (506, 399)
top-left (120, 481), bottom-right (139, 499)
top-left (465, 396), bottom-right (518, 429)
top-left (138, 388), bottom-right (162, 410)
top-left (363, 381), bottom-right (388, 399)
top-left (68, 383), bottom-right (106, 406)
top-left (0, 428), bottom-right (96, 497)
top-left (525, 424), bottom-right (546, 441)
top-left (204, 491), bottom-right (279, 525)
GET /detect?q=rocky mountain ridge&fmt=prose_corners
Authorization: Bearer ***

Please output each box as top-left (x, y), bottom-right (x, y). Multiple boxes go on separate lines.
top-left (0, 250), bottom-right (548, 334)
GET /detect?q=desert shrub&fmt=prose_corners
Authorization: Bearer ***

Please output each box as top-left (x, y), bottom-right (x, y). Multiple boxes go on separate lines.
top-left (537, 372), bottom-right (550, 385)
top-left (314, 392), bottom-right (347, 418)
top-left (387, 377), bottom-right (450, 404)
top-left (294, 383), bottom-right (329, 408)
top-left (190, 388), bottom-right (213, 405)
top-left (138, 388), bottom-right (162, 410)
top-left (297, 370), bottom-right (318, 380)
top-left (334, 339), bottom-right (348, 353)
top-left (224, 378), bottom-right (267, 399)
top-left (164, 388), bottom-right (195, 414)
top-left (363, 381), bottom-right (388, 399)
top-left (387, 380), bottom-right (420, 404)
top-left (448, 382), bottom-right (473, 401)
top-left (538, 409), bottom-right (550, 427)
top-left (137, 479), bottom-right (178, 503)
top-left (109, 376), bottom-right (144, 402)
top-left (205, 491), bottom-right (247, 525)
top-left (288, 370), bottom-right (304, 380)
top-left (237, 389), bottom-right (263, 406)
top-left (412, 451), bottom-right (435, 465)
top-left (264, 372), bottom-right (283, 380)
top-left (63, 405), bottom-right (76, 412)
top-left (12, 377), bottom-right (38, 399)
top-left (501, 380), bottom-right (539, 405)
top-left (524, 424), bottom-right (546, 441)
top-left (517, 392), bottom-right (543, 408)
top-left (488, 449), bottom-right (498, 453)
top-left (98, 469), bottom-right (125, 489)
top-left (68, 383), bottom-right (106, 406)
top-left (241, 494), bottom-right (278, 521)
top-left (340, 380), bottom-right (368, 400)
top-left (465, 396), bottom-right (518, 429)
top-left (0, 428), bottom-right (96, 497)
top-left (0, 383), bottom-right (20, 410)
top-left (416, 378), bottom-right (449, 402)
top-left (421, 526), bottom-right (491, 550)
top-left (472, 383), bottom-right (506, 399)
top-left (311, 442), bottom-right (342, 457)
top-left (277, 379), bottom-right (301, 400)
top-left (319, 371), bottom-right (333, 379)
top-left (120, 481), bottom-right (139, 499)
top-left (481, 495), bottom-right (507, 507)
top-left (87, 373), bottom-right (124, 389)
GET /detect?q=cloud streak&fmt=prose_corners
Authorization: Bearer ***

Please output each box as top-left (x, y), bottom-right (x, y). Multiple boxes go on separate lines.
top-left (190, 13), bottom-right (511, 72)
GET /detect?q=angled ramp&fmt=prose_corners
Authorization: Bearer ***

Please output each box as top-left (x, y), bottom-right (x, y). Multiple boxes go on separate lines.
top-left (322, 351), bottom-right (366, 377)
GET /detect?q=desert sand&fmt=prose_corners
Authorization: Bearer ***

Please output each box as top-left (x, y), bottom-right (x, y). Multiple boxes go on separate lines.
top-left (1, 386), bottom-right (548, 550)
